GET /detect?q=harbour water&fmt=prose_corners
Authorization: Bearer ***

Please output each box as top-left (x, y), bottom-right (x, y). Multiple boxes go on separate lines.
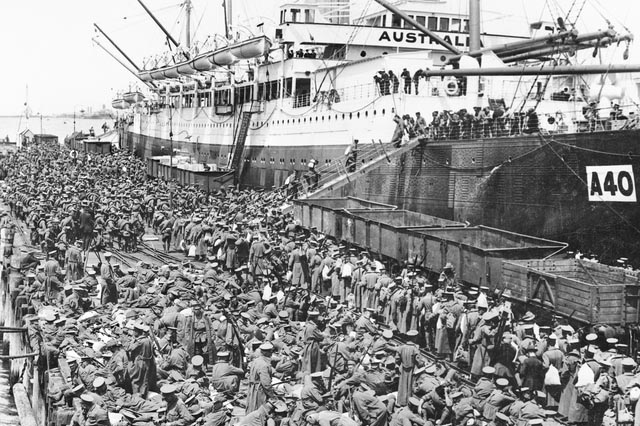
top-left (0, 116), bottom-right (117, 143)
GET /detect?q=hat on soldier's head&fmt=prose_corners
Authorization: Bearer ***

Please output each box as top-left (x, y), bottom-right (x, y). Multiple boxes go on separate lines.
top-left (160, 384), bottom-right (177, 395)
top-left (80, 394), bottom-right (94, 404)
top-left (382, 330), bottom-right (393, 339)
top-left (482, 366), bottom-right (496, 375)
top-left (93, 377), bottom-right (106, 389)
top-left (408, 397), bottom-right (421, 407)
top-left (191, 355), bottom-right (204, 367)
top-left (217, 351), bottom-right (230, 358)
top-left (496, 378), bottom-right (509, 387)
top-left (259, 342), bottom-right (274, 352)
top-left (585, 333), bottom-right (598, 343)
top-left (406, 330), bottom-right (419, 337)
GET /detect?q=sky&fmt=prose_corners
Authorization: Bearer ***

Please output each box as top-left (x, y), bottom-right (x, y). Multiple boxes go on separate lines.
top-left (0, 0), bottom-right (638, 116)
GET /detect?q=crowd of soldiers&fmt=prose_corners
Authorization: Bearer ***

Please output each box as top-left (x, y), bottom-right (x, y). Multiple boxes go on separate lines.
top-left (0, 141), bottom-right (639, 426)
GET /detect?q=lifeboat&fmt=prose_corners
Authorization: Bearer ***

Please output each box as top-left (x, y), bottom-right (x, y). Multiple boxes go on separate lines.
top-left (177, 62), bottom-right (196, 75)
top-left (229, 35), bottom-right (271, 59)
top-left (123, 91), bottom-right (145, 104)
top-left (211, 49), bottom-right (236, 66)
top-left (139, 71), bottom-right (153, 82)
top-left (137, 35), bottom-right (272, 81)
top-left (112, 99), bottom-right (129, 109)
top-left (150, 69), bottom-right (166, 80)
top-left (191, 54), bottom-right (213, 71)
top-left (163, 65), bottom-right (180, 79)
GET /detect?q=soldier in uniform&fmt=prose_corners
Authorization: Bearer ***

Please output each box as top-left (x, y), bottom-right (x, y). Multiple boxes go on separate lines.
top-left (246, 342), bottom-right (275, 412)
top-left (159, 384), bottom-right (194, 426)
top-left (210, 350), bottom-right (244, 392)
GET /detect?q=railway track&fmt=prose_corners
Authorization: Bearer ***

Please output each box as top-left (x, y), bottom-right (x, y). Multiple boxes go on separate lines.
top-left (388, 332), bottom-right (476, 388)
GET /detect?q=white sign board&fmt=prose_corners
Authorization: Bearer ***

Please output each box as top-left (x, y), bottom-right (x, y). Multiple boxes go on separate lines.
top-left (586, 165), bottom-right (637, 202)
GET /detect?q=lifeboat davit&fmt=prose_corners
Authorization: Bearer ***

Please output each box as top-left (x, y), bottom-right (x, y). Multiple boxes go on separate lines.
top-left (112, 99), bottom-right (129, 109)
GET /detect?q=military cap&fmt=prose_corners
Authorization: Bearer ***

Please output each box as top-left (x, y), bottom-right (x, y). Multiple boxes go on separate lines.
top-left (382, 330), bottom-right (393, 339)
top-left (80, 394), bottom-right (94, 404)
top-left (585, 333), bottom-right (598, 342)
top-left (93, 377), bottom-right (106, 388)
top-left (308, 311), bottom-right (320, 317)
top-left (192, 355), bottom-right (204, 367)
top-left (278, 311), bottom-right (289, 320)
top-left (259, 342), bottom-right (274, 352)
top-left (43, 311), bottom-right (57, 322)
top-left (160, 384), bottom-right (177, 395)
top-left (496, 378), bottom-right (509, 387)
top-left (217, 351), bottom-right (230, 358)
top-left (482, 366), bottom-right (496, 375)
top-left (310, 371), bottom-right (323, 378)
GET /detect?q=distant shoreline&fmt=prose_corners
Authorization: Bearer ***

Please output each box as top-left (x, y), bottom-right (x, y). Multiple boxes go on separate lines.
top-left (0, 114), bottom-right (113, 119)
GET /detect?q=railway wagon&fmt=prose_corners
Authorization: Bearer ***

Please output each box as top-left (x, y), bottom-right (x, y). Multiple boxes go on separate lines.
top-left (293, 197), bottom-right (396, 237)
top-left (404, 226), bottom-right (567, 288)
top-left (333, 208), bottom-right (464, 262)
top-left (294, 197), bottom-right (567, 288)
top-left (501, 258), bottom-right (640, 325)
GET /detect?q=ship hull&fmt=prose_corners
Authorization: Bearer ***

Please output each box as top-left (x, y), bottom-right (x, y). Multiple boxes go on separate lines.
top-left (127, 127), bottom-right (640, 263)
top-left (328, 129), bottom-right (640, 264)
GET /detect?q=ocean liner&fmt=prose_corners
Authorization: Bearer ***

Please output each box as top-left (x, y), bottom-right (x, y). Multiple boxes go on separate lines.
top-left (108, 0), bottom-right (640, 264)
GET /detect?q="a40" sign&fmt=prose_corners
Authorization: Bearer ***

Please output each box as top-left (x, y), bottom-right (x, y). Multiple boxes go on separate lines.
top-left (587, 165), bottom-right (637, 202)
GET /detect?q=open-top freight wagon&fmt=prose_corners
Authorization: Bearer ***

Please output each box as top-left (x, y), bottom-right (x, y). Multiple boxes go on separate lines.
top-left (294, 197), bottom-right (640, 325)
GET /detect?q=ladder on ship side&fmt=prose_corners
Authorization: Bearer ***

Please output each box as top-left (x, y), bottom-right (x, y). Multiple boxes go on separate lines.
top-left (228, 101), bottom-right (260, 184)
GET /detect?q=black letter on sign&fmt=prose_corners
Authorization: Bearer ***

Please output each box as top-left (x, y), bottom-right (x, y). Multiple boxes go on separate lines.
top-left (590, 172), bottom-right (603, 196)
top-left (379, 31), bottom-right (391, 42)
top-left (603, 171), bottom-right (618, 195)
top-left (406, 33), bottom-right (417, 43)
top-left (618, 171), bottom-right (634, 196)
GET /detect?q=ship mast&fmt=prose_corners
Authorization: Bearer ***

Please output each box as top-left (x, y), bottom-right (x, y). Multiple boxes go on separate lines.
top-left (468, 0), bottom-right (481, 52)
top-left (184, 0), bottom-right (192, 48)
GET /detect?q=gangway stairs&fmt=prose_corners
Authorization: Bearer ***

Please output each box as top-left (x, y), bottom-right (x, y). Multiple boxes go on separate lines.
top-left (228, 101), bottom-right (262, 184)
top-left (292, 136), bottom-right (424, 199)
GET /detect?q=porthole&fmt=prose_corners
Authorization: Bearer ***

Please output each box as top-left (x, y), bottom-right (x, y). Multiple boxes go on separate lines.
top-left (357, 112), bottom-right (360, 118)
top-left (360, 50), bottom-right (367, 57)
